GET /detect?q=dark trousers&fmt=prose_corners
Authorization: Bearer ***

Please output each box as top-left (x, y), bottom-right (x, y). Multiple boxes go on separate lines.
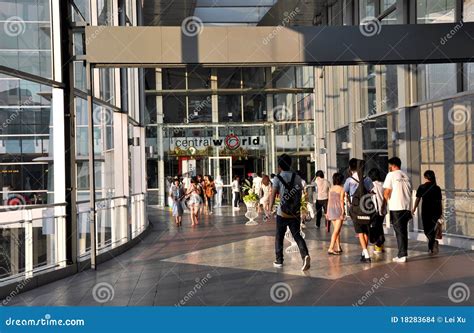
top-left (233, 192), bottom-right (240, 208)
top-left (370, 214), bottom-right (386, 246)
top-left (275, 215), bottom-right (309, 263)
top-left (315, 199), bottom-right (328, 227)
top-left (422, 214), bottom-right (438, 251)
top-left (390, 210), bottom-right (412, 258)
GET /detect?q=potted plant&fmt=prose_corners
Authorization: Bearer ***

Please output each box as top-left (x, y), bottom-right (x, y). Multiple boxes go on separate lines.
top-left (242, 180), bottom-right (259, 225)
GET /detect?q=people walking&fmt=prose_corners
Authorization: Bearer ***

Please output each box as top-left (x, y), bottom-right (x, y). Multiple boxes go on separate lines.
top-left (412, 170), bottom-right (442, 255)
top-left (169, 177), bottom-right (184, 227)
top-left (269, 154), bottom-right (311, 271)
top-left (314, 170), bottom-right (330, 229)
top-left (383, 157), bottom-right (412, 263)
top-left (344, 158), bottom-right (374, 263)
top-left (214, 175), bottom-right (224, 207)
top-left (326, 173), bottom-right (345, 255)
top-left (260, 174), bottom-right (272, 220)
top-left (185, 177), bottom-right (202, 226)
top-left (368, 168), bottom-right (386, 254)
top-left (232, 176), bottom-right (241, 210)
top-left (204, 175), bottom-right (216, 214)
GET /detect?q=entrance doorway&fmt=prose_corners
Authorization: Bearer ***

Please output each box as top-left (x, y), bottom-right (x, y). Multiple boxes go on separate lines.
top-left (208, 157), bottom-right (232, 206)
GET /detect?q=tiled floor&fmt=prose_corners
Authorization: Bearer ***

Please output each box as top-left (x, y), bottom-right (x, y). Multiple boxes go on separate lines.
top-left (5, 206), bottom-right (474, 306)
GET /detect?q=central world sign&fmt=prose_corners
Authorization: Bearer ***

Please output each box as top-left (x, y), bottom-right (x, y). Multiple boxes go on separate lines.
top-left (173, 135), bottom-right (261, 150)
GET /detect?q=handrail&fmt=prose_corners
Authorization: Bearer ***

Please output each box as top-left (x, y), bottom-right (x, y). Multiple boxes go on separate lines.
top-left (0, 202), bottom-right (67, 213)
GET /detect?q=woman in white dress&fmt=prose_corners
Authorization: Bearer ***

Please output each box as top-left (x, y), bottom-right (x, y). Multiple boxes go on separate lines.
top-left (259, 175), bottom-right (272, 220)
top-left (214, 175), bottom-right (224, 207)
top-left (185, 177), bottom-right (202, 226)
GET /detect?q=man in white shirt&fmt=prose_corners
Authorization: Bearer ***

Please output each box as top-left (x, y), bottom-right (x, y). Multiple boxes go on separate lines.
top-left (383, 157), bottom-right (412, 263)
top-left (182, 172), bottom-right (191, 192)
top-left (252, 172), bottom-right (263, 212)
top-left (313, 170), bottom-right (330, 229)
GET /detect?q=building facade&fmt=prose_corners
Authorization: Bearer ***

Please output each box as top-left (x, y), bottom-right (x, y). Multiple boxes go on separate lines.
top-left (0, 0), bottom-right (148, 288)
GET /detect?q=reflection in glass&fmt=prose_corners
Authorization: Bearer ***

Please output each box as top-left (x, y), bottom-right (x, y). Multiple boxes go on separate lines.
top-left (218, 95), bottom-right (241, 122)
top-left (243, 94), bottom-right (266, 122)
top-left (188, 95), bottom-right (212, 123)
top-left (163, 96), bottom-right (186, 123)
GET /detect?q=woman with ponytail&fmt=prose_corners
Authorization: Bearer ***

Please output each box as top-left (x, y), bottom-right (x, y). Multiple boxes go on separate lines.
top-left (412, 170), bottom-right (443, 254)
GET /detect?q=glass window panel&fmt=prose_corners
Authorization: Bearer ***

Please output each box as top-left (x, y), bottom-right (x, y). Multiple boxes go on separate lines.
top-left (72, 0), bottom-right (91, 23)
top-left (74, 61), bottom-right (87, 91)
top-left (273, 94), bottom-right (295, 121)
top-left (162, 68), bottom-right (186, 90)
top-left (243, 94), bottom-right (266, 122)
top-left (382, 0), bottom-right (396, 10)
top-left (362, 116), bottom-right (388, 150)
top-left (242, 68), bottom-right (265, 88)
top-left (145, 95), bottom-right (157, 124)
top-left (218, 68), bottom-right (241, 89)
top-left (194, 7), bottom-right (272, 23)
top-left (360, 0), bottom-right (377, 19)
top-left (417, 64), bottom-right (457, 101)
top-left (97, 0), bottom-right (114, 25)
top-left (296, 93), bottom-right (314, 120)
top-left (295, 66), bottom-right (314, 88)
top-left (188, 95), bottom-right (212, 123)
top-left (417, 0), bottom-right (456, 23)
top-left (465, 0), bottom-right (474, 21)
top-left (272, 67), bottom-right (295, 88)
top-left (381, 65), bottom-right (398, 111)
top-left (187, 67), bottom-right (211, 89)
top-left (163, 95), bottom-right (186, 123)
top-left (218, 95), bottom-right (241, 122)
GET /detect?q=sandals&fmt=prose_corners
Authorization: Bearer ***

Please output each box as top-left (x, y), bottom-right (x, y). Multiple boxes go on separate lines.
top-left (327, 250), bottom-right (341, 255)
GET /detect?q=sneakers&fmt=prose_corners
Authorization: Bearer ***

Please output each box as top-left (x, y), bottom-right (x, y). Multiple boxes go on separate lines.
top-left (273, 261), bottom-right (283, 268)
top-left (360, 256), bottom-right (371, 263)
top-left (301, 255), bottom-right (311, 271)
top-left (392, 256), bottom-right (407, 263)
top-left (374, 245), bottom-right (385, 254)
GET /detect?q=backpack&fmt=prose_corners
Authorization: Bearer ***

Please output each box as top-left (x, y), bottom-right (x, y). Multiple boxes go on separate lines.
top-left (276, 173), bottom-right (302, 217)
top-left (348, 165), bottom-right (375, 225)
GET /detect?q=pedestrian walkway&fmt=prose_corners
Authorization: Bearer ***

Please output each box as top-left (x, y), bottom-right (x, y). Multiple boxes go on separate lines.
top-left (6, 207), bottom-right (473, 306)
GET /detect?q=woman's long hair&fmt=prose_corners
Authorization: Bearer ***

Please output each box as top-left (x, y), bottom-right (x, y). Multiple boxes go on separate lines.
top-left (424, 170), bottom-right (437, 185)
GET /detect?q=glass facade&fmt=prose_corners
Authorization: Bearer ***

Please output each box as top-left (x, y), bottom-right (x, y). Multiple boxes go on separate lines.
top-left (0, 0), bottom-right (147, 284)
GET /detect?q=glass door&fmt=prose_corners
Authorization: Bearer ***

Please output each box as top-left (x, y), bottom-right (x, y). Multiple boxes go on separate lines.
top-left (208, 157), bottom-right (232, 206)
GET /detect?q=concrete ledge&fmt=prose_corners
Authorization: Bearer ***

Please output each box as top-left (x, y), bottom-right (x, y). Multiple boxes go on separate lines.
top-left (0, 222), bottom-right (153, 301)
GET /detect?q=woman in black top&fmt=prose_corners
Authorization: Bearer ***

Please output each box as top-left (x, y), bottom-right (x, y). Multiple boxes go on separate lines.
top-left (412, 170), bottom-right (442, 254)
